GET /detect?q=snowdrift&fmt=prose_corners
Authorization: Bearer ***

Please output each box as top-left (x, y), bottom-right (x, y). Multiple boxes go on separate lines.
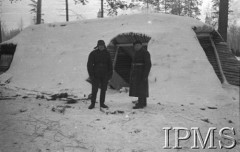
top-left (0, 13), bottom-right (227, 104)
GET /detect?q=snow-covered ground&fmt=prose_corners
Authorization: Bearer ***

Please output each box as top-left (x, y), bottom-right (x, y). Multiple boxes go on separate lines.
top-left (236, 56), bottom-right (240, 61)
top-left (0, 13), bottom-right (239, 152)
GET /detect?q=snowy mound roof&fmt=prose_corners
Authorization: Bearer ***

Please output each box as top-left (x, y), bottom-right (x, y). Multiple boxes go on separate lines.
top-left (0, 13), bottom-right (226, 103)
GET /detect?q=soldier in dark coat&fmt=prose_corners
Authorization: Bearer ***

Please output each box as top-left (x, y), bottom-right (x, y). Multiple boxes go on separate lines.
top-left (87, 40), bottom-right (113, 109)
top-left (129, 40), bottom-right (152, 109)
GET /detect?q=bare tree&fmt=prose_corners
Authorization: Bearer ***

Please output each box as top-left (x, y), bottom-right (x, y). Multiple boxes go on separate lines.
top-left (105, 0), bottom-right (130, 16)
top-left (73, 0), bottom-right (88, 5)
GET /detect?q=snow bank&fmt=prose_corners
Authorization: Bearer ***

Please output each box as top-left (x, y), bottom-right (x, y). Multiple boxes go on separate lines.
top-left (0, 13), bottom-right (227, 104)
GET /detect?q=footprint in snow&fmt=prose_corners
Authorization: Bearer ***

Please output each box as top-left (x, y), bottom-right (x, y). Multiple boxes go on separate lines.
top-left (207, 106), bottom-right (218, 109)
top-left (201, 118), bottom-right (212, 124)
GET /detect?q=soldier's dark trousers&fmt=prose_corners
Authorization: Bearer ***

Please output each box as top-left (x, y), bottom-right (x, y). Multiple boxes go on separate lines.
top-left (91, 76), bottom-right (108, 106)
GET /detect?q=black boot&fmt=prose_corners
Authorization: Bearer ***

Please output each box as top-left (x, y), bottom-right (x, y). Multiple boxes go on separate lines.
top-left (132, 100), bottom-right (138, 104)
top-left (133, 103), bottom-right (144, 109)
top-left (100, 104), bottom-right (109, 109)
top-left (143, 98), bottom-right (147, 107)
top-left (88, 102), bottom-right (95, 109)
top-left (133, 97), bottom-right (145, 109)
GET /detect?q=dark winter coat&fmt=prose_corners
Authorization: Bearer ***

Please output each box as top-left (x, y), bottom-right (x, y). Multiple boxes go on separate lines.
top-left (129, 48), bottom-right (151, 97)
top-left (87, 48), bottom-right (113, 80)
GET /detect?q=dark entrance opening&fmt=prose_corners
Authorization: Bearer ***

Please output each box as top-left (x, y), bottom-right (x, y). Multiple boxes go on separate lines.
top-left (107, 32), bottom-right (151, 90)
top-left (0, 43), bottom-right (17, 74)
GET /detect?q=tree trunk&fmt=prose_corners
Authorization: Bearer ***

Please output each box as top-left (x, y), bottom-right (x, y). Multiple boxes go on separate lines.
top-left (66, 0), bottom-right (69, 21)
top-left (157, 0), bottom-right (160, 11)
top-left (178, 0), bottom-right (181, 15)
top-left (164, 0), bottom-right (166, 13)
top-left (147, 0), bottom-right (149, 11)
top-left (0, 21), bottom-right (2, 43)
top-left (101, 0), bottom-right (104, 18)
top-left (218, 0), bottom-right (229, 42)
top-left (189, 0), bottom-right (192, 17)
top-left (36, 0), bottom-right (42, 24)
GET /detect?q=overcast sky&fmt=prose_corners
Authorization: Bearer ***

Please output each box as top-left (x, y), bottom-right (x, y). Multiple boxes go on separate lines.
top-left (1, 0), bottom-right (239, 30)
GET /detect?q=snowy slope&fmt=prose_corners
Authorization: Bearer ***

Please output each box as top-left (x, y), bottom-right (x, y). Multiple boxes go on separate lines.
top-left (1, 13), bottom-right (227, 104)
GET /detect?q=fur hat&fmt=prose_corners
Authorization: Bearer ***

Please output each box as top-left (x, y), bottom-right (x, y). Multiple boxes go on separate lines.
top-left (94, 40), bottom-right (106, 49)
top-left (133, 40), bottom-right (142, 45)
top-left (97, 40), bottom-right (105, 46)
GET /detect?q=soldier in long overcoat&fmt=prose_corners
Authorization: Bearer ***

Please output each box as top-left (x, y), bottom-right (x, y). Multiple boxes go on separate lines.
top-left (87, 40), bottom-right (113, 109)
top-left (129, 40), bottom-right (152, 109)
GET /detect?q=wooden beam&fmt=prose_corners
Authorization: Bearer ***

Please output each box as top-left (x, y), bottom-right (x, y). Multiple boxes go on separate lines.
top-left (210, 36), bottom-right (229, 85)
top-left (197, 33), bottom-right (211, 38)
top-left (113, 46), bottom-right (119, 69)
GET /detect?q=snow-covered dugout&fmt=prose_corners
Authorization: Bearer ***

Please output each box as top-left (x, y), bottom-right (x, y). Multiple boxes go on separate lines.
top-left (0, 13), bottom-right (238, 101)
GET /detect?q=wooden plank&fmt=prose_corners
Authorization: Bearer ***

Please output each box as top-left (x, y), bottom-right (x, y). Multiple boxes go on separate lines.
top-left (197, 33), bottom-right (211, 38)
top-left (223, 71), bottom-right (240, 76)
top-left (113, 46), bottom-right (120, 69)
top-left (209, 36), bottom-right (229, 84)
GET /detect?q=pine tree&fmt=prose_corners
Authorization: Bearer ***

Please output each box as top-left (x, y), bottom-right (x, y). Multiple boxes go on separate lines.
top-left (170, 0), bottom-right (182, 15)
top-left (9, 0), bottom-right (19, 3)
top-left (103, 0), bottom-right (202, 18)
top-left (160, 0), bottom-right (173, 13)
top-left (0, 21), bottom-right (2, 43)
top-left (101, 0), bottom-right (104, 17)
top-left (168, 0), bottom-right (202, 18)
top-left (36, 0), bottom-right (42, 24)
top-left (73, 0), bottom-right (88, 5)
top-left (29, 0), bottom-right (43, 24)
top-left (205, 13), bottom-right (213, 25)
top-left (211, 0), bottom-right (220, 27)
top-left (145, 0), bottom-right (202, 18)
top-left (211, 0), bottom-right (233, 29)
top-left (64, 0), bottom-right (88, 21)
top-left (0, 0), bottom-right (1, 43)
top-left (29, 0), bottom-right (37, 14)
top-left (105, 0), bottom-right (134, 16)
top-left (184, 0), bottom-right (202, 18)
top-left (218, 0), bottom-right (229, 41)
